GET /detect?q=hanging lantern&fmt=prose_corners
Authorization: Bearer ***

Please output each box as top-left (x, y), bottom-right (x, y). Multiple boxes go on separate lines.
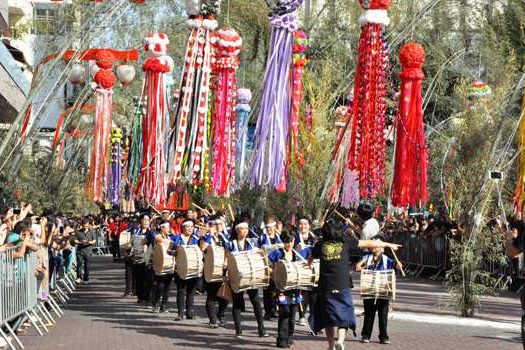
top-left (90, 62), bottom-right (100, 79)
top-left (116, 64), bottom-right (136, 86)
top-left (68, 63), bottom-right (86, 84)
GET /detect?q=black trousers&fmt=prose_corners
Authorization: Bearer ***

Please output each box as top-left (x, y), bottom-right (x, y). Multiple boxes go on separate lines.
top-left (175, 275), bottom-right (199, 316)
top-left (277, 304), bottom-right (298, 346)
top-left (132, 262), bottom-right (149, 301)
top-left (263, 281), bottom-right (277, 316)
top-left (232, 288), bottom-right (265, 335)
top-left (124, 258), bottom-right (133, 294)
top-left (76, 248), bottom-right (91, 281)
top-left (361, 298), bottom-right (389, 341)
top-left (154, 273), bottom-right (174, 308)
top-left (111, 240), bottom-right (121, 259)
top-left (520, 288), bottom-right (525, 350)
top-left (205, 282), bottom-right (228, 324)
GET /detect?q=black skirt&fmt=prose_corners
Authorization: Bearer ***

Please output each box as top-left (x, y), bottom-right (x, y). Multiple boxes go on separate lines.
top-left (309, 288), bottom-right (357, 334)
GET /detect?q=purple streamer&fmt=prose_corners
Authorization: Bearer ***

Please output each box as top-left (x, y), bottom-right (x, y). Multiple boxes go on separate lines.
top-left (249, 13), bottom-right (297, 189)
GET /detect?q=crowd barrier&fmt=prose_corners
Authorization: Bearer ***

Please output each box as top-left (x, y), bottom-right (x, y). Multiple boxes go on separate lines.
top-left (93, 227), bottom-right (111, 256)
top-left (0, 245), bottom-right (78, 350)
top-left (383, 232), bottom-right (518, 285)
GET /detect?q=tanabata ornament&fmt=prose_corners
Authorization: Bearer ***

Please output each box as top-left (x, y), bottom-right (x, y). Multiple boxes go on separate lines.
top-left (345, 0), bottom-right (391, 201)
top-left (171, 0), bottom-right (220, 185)
top-left (249, 0), bottom-right (303, 190)
top-left (210, 28), bottom-right (242, 196)
top-left (108, 128), bottom-right (122, 205)
top-left (136, 33), bottom-right (174, 205)
top-left (514, 91), bottom-right (525, 216)
top-left (390, 42), bottom-right (428, 208)
top-left (86, 49), bottom-right (116, 203)
top-left (235, 88), bottom-right (252, 185)
top-left (289, 30), bottom-right (308, 165)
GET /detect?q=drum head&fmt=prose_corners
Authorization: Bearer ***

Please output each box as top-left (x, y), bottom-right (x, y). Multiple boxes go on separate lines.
top-left (272, 261), bottom-right (288, 291)
top-left (153, 244), bottom-right (165, 274)
top-left (203, 246), bottom-right (215, 282)
top-left (176, 246), bottom-right (188, 279)
top-left (227, 252), bottom-right (241, 293)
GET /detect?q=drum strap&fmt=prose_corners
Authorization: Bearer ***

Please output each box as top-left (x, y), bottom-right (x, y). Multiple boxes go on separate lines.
top-left (366, 254), bottom-right (388, 270)
top-left (233, 239), bottom-right (253, 252)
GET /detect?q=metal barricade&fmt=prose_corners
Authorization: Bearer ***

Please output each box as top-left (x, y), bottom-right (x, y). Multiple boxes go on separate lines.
top-left (93, 227), bottom-right (110, 256)
top-left (0, 243), bottom-right (76, 350)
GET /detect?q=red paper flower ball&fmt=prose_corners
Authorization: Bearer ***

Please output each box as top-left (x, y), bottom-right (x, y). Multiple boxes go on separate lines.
top-left (95, 49), bottom-right (115, 69)
top-left (94, 69), bottom-right (116, 89)
top-left (359, 0), bottom-right (391, 10)
top-left (399, 42), bottom-right (425, 68)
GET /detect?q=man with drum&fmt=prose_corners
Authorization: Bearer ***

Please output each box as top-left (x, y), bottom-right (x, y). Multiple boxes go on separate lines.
top-left (294, 216), bottom-right (317, 326)
top-left (268, 230), bottom-right (303, 348)
top-left (129, 214), bottom-right (152, 304)
top-left (152, 220), bottom-right (176, 314)
top-left (259, 215), bottom-right (283, 320)
top-left (226, 220), bottom-right (268, 339)
top-left (173, 219), bottom-right (201, 320)
top-left (200, 216), bottom-right (230, 328)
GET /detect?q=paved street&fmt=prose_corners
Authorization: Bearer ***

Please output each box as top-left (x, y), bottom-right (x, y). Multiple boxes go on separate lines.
top-left (20, 257), bottom-right (521, 350)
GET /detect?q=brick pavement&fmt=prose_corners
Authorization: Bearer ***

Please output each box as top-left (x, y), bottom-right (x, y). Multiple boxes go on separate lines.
top-left (20, 257), bottom-right (521, 350)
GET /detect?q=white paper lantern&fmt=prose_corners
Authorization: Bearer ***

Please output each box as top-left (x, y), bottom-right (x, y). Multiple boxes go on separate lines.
top-left (89, 62), bottom-right (100, 79)
top-left (68, 63), bottom-right (86, 85)
top-left (116, 64), bottom-right (136, 86)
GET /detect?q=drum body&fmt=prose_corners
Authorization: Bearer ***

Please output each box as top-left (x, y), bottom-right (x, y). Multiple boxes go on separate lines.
top-left (228, 250), bottom-right (270, 293)
top-left (119, 231), bottom-right (131, 255)
top-left (154, 239), bottom-right (175, 275)
top-left (204, 245), bottom-right (225, 283)
top-left (176, 245), bottom-right (203, 280)
top-left (360, 269), bottom-right (396, 300)
top-left (262, 243), bottom-right (283, 257)
top-left (273, 259), bottom-right (319, 291)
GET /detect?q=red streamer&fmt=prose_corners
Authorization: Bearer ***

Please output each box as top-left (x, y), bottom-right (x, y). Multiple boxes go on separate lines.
top-left (391, 43), bottom-right (428, 207)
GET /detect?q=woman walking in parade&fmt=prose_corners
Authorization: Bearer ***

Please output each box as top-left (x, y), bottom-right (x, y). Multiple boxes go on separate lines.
top-left (309, 220), bottom-right (400, 350)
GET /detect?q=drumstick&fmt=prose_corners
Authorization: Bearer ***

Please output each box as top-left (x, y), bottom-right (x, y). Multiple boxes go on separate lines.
top-left (227, 204), bottom-right (235, 222)
top-left (191, 203), bottom-right (212, 216)
top-left (208, 203), bottom-right (217, 214)
top-left (388, 246), bottom-right (406, 277)
top-left (149, 203), bottom-right (163, 217)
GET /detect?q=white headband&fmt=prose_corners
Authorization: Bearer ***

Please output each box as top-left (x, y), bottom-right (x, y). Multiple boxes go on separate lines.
top-left (235, 222), bottom-right (249, 230)
top-left (298, 219), bottom-right (309, 224)
top-left (182, 220), bottom-right (194, 227)
top-left (265, 222), bottom-right (276, 228)
top-left (214, 219), bottom-right (224, 224)
top-left (160, 222), bottom-right (170, 228)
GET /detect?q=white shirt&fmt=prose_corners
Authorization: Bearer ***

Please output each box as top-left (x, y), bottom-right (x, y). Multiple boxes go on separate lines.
top-left (361, 218), bottom-right (380, 240)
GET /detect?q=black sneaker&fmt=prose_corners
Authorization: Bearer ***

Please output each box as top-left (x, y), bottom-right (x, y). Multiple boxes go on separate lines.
top-left (218, 318), bottom-right (227, 327)
top-left (174, 314), bottom-right (184, 321)
top-left (259, 332), bottom-right (270, 338)
top-left (151, 306), bottom-right (160, 313)
top-left (208, 322), bottom-right (219, 329)
top-left (380, 339), bottom-right (390, 345)
top-left (361, 338), bottom-right (370, 344)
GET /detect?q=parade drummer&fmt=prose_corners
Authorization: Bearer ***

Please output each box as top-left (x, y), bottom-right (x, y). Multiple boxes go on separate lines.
top-left (152, 220), bottom-right (176, 314)
top-left (294, 216), bottom-right (317, 326)
top-left (309, 220), bottom-right (400, 350)
top-left (267, 230), bottom-right (303, 348)
top-left (172, 219), bottom-right (201, 320)
top-left (260, 215), bottom-right (283, 320)
top-left (199, 215), bottom-right (229, 328)
top-left (225, 220), bottom-right (268, 339)
top-left (129, 214), bottom-right (151, 304)
top-left (355, 234), bottom-right (402, 344)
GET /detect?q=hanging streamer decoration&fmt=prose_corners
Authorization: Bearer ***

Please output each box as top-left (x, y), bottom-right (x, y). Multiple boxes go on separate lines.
top-left (86, 50), bottom-right (116, 203)
top-left (390, 43), bottom-right (428, 208)
top-left (210, 28), bottom-right (242, 196)
top-left (249, 0), bottom-right (303, 189)
top-left (289, 30), bottom-right (308, 166)
top-left (326, 105), bottom-right (352, 204)
top-left (171, 0), bottom-right (220, 185)
top-left (514, 90), bottom-right (525, 216)
top-left (136, 33), bottom-right (174, 205)
top-left (345, 0), bottom-right (391, 202)
top-left (108, 128), bottom-right (122, 205)
top-left (235, 88), bottom-right (252, 185)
